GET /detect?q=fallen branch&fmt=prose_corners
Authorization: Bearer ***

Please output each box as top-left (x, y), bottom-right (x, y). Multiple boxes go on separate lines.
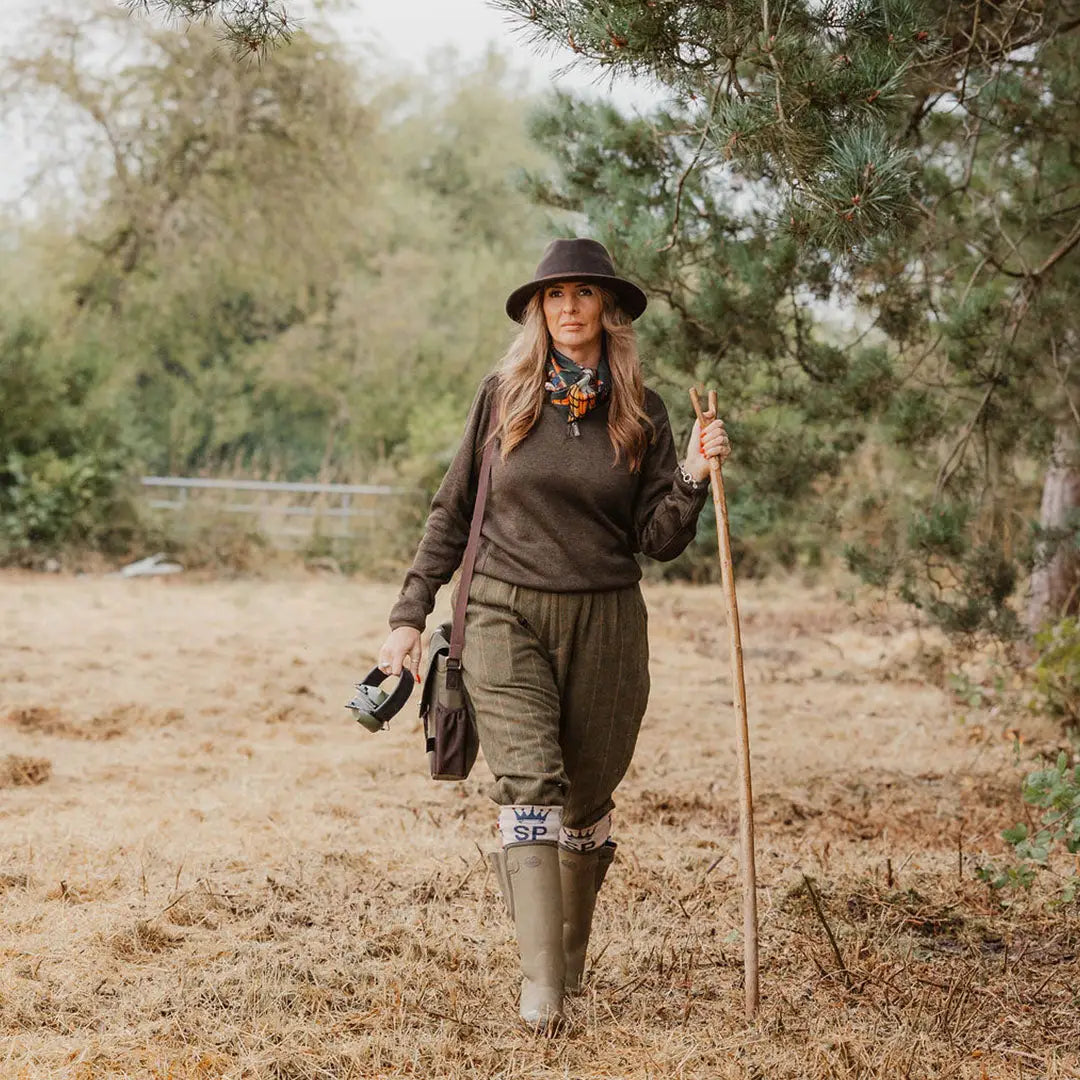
top-left (802, 874), bottom-right (853, 990)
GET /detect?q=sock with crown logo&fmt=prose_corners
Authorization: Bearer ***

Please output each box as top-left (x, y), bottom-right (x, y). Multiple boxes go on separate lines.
top-left (498, 804), bottom-right (562, 847)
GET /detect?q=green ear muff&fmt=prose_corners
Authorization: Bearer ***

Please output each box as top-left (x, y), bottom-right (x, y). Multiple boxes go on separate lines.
top-left (347, 666), bottom-right (415, 733)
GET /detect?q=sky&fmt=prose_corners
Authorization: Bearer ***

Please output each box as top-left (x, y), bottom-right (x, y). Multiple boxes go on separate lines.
top-left (296, 0), bottom-right (659, 106)
top-left (0, 0), bottom-right (662, 210)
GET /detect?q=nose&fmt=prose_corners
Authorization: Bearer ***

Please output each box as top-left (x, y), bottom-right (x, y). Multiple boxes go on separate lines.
top-left (561, 292), bottom-right (579, 314)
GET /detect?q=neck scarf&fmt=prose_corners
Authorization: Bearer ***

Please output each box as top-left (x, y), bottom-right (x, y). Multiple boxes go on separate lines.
top-left (544, 346), bottom-right (611, 437)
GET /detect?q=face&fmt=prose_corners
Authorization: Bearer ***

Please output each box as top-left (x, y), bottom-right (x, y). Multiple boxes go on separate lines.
top-left (542, 281), bottom-right (604, 357)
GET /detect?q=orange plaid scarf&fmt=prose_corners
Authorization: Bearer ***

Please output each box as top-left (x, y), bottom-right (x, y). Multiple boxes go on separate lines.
top-left (544, 347), bottom-right (611, 437)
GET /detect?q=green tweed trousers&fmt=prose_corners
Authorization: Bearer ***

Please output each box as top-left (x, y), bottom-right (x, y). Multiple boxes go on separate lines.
top-left (460, 573), bottom-right (651, 828)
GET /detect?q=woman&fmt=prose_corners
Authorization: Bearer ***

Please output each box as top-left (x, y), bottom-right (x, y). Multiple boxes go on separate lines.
top-left (378, 238), bottom-right (730, 1029)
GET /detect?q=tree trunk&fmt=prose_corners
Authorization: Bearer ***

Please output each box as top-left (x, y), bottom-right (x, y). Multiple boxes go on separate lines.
top-left (1028, 421), bottom-right (1080, 632)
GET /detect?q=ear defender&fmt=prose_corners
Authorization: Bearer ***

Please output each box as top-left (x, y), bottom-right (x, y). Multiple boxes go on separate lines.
top-left (346, 666), bottom-right (415, 733)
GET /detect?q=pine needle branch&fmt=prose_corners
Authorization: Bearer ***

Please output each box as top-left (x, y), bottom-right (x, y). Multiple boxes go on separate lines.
top-left (121, 0), bottom-right (294, 57)
top-left (658, 79), bottom-right (723, 253)
top-left (761, 0), bottom-right (786, 124)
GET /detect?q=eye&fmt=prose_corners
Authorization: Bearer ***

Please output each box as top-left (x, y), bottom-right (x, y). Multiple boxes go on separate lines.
top-left (546, 288), bottom-right (562, 299)
top-left (579, 286), bottom-right (593, 295)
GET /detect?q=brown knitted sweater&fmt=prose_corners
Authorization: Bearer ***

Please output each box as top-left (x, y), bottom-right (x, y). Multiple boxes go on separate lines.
top-left (388, 373), bottom-right (709, 631)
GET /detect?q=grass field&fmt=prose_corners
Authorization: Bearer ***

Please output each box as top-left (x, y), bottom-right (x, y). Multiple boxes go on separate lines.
top-left (1, 571), bottom-right (1077, 1079)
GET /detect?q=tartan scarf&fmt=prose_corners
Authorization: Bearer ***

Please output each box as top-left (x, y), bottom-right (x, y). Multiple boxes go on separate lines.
top-left (544, 346), bottom-right (611, 437)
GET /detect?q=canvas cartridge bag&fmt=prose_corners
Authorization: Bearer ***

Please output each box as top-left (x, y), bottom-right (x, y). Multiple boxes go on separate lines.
top-left (419, 621), bottom-right (479, 780)
top-left (417, 418), bottom-right (496, 781)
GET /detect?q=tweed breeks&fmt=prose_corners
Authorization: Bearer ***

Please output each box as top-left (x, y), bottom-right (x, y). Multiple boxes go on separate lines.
top-left (461, 573), bottom-right (650, 828)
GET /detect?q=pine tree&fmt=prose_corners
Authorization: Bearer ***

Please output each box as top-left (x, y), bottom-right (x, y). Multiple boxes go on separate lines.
top-left (122, 0), bottom-right (292, 56)
top-left (854, 15), bottom-right (1080, 636)
top-left (496, 0), bottom-right (942, 249)
top-left (523, 95), bottom-right (892, 574)
top-left (502, 0), bottom-right (1080, 637)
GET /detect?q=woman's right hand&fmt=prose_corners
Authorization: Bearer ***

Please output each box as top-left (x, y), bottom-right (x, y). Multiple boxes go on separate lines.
top-left (378, 626), bottom-right (423, 682)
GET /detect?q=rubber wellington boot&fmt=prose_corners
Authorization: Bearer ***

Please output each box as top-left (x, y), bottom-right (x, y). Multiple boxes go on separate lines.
top-left (490, 843), bottom-right (565, 1030)
top-left (560, 841), bottom-right (616, 993)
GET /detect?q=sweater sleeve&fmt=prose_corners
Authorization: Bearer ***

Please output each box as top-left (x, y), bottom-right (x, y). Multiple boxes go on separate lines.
top-left (388, 376), bottom-right (496, 631)
top-left (633, 390), bottom-right (710, 562)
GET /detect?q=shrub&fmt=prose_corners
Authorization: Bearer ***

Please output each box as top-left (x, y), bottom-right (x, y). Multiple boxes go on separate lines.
top-left (1032, 617), bottom-right (1080, 729)
top-left (978, 752), bottom-right (1080, 903)
top-left (0, 450), bottom-right (136, 557)
top-left (0, 315), bottom-right (139, 562)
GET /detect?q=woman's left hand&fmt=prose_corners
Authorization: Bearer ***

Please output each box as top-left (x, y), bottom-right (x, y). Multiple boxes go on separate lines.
top-left (683, 408), bottom-right (731, 483)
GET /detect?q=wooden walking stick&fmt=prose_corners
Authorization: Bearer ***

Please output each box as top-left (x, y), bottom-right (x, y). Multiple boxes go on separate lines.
top-left (689, 386), bottom-right (760, 1020)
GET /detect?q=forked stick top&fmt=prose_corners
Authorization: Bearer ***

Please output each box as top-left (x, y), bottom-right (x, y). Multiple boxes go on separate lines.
top-left (689, 386), bottom-right (706, 424)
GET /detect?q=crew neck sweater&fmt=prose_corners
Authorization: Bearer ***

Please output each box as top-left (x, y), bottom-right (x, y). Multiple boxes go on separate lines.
top-left (388, 372), bottom-right (709, 631)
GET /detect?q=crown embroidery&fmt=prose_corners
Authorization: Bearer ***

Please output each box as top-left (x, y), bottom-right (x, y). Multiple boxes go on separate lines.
top-left (513, 807), bottom-right (552, 824)
top-left (563, 823), bottom-right (597, 839)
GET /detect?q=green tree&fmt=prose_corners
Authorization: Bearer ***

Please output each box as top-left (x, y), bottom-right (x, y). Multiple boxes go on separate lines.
top-left (5, 4), bottom-right (376, 475)
top-left (523, 94), bottom-right (887, 574)
top-left (249, 48), bottom-right (556, 488)
top-left (1, 6), bottom-right (557, 562)
top-left (850, 18), bottom-right (1080, 636)
top-left (501, 1), bottom-right (1080, 636)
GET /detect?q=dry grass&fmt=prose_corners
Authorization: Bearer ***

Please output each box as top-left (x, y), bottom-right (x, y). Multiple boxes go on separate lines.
top-left (0, 570), bottom-right (1077, 1079)
top-left (5, 704), bottom-right (184, 741)
top-left (0, 754), bottom-right (52, 789)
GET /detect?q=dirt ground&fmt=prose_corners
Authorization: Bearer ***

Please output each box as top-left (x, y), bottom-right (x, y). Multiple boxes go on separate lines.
top-left (1, 571), bottom-right (1077, 1079)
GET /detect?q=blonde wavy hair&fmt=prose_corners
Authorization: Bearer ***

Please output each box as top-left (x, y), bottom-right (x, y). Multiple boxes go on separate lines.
top-left (491, 287), bottom-right (654, 471)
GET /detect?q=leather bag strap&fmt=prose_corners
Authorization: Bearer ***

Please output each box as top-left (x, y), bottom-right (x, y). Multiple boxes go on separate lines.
top-left (448, 416), bottom-right (497, 665)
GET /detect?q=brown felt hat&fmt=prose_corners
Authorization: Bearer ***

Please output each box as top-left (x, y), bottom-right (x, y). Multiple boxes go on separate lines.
top-left (505, 237), bottom-right (648, 323)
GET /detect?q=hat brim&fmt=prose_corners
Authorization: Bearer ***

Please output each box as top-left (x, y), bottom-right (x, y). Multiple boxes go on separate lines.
top-left (505, 273), bottom-right (648, 324)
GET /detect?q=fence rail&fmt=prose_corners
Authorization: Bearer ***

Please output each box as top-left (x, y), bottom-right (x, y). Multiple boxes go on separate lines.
top-left (140, 475), bottom-right (419, 547)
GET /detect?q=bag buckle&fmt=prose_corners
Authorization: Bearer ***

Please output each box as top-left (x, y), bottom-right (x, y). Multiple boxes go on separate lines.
top-left (445, 657), bottom-right (462, 691)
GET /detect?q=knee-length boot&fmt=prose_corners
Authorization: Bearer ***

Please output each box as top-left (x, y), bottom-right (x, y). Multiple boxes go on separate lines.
top-left (489, 843), bottom-right (565, 1029)
top-left (560, 841), bottom-right (616, 993)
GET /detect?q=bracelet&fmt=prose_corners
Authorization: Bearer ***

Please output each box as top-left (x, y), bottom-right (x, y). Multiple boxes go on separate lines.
top-left (678, 462), bottom-right (709, 489)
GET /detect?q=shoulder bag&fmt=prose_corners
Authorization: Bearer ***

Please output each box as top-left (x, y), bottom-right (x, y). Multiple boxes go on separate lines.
top-left (418, 420), bottom-right (497, 781)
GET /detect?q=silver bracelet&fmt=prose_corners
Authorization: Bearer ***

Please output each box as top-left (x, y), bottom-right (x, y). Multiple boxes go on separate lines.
top-left (678, 462), bottom-right (708, 489)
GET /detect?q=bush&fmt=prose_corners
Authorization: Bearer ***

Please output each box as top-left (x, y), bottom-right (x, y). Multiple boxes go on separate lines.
top-left (973, 619), bottom-right (1080, 901)
top-left (0, 450), bottom-right (137, 557)
top-left (1032, 617), bottom-right (1080, 729)
top-left (978, 752), bottom-right (1080, 903)
top-left (0, 315), bottom-right (139, 562)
